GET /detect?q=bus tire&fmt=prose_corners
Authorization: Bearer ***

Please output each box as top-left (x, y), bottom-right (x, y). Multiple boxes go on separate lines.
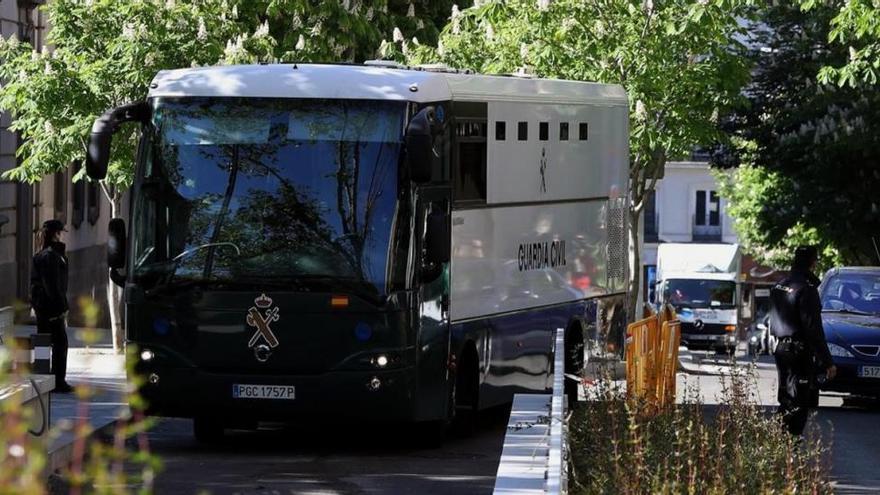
top-left (193, 416), bottom-right (224, 444)
top-left (565, 327), bottom-right (585, 409)
top-left (413, 420), bottom-right (447, 448)
top-left (452, 344), bottom-right (479, 437)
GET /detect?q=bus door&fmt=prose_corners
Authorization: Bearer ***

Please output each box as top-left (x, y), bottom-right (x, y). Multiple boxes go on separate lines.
top-left (414, 186), bottom-right (452, 420)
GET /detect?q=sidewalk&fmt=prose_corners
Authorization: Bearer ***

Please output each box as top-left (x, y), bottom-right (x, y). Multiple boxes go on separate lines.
top-left (3, 325), bottom-right (130, 474)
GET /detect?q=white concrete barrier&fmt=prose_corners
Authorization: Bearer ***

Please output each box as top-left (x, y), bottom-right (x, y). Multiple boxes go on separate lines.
top-left (493, 329), bottom-right (568, 495)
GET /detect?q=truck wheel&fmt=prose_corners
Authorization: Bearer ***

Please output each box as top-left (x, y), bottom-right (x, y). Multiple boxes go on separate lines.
top-left (193, 417), bottom-right (224, 444)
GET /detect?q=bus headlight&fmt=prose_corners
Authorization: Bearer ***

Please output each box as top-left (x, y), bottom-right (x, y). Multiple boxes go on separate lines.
top-left (375, 355), bottom-right (389, 367)
top-left (140, 349), bottom-right (155, 362)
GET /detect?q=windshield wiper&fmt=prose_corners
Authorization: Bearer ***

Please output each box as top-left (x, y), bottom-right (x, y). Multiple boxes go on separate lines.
top-left (822, 308), bottom-right (872, 316)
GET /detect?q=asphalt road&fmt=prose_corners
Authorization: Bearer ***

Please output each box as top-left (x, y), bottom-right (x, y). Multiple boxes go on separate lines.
top-left (136, 409), bottom-right (509, 495)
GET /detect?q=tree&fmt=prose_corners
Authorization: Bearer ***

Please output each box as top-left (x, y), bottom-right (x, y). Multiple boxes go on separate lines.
top-left (715, 3), bottom-right (880, 271)
top-left (394, 0), bottom-right (752, 320)
top-left (801, 0), bottom-right (880, 87)
top-left (0, 0), bottom-right (453, 350)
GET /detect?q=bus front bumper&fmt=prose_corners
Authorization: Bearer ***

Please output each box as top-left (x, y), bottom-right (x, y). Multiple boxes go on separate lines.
top-left (138, 366), bottom-right (418, 422)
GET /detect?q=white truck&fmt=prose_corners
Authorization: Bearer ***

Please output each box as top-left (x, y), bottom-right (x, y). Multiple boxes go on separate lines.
top-left (655, 243), bottom-right (742, 353)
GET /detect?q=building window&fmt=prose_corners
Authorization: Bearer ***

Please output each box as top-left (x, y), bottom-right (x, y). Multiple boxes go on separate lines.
top-left (694, 189), bottom-right (722, 241)
top-left (539, 122), bottom-right (549, 141)
top-left (454, 120), bottom-right (487, 202)
top-left (579, 122), bottom-right (589, 140)
top-left (53, 169), bottom-right (67, 224)
top-left (518, 121), bottom-right (528, 141)
top-left (87, 180), bottom-right (101, 225)
top-left (644, 265), bottom-right (657, 304)
top-left (71, 161), bottom-right (85, 229)
top-left (644, 190), bottom-right (658, 241)
top-left (495, 121), bottom-right (506, 141)
top-left (559, 122), bottom-right (569, 141)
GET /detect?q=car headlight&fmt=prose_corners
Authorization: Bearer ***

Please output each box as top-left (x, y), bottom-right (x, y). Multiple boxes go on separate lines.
top-left (828, 342), bottom-right (854, 358)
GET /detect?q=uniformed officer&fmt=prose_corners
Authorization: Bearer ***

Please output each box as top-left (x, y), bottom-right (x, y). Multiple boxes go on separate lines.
top-left (769, 246), bottom-right (836, 435)
top-left (30, 219), bottom-right (74, 393)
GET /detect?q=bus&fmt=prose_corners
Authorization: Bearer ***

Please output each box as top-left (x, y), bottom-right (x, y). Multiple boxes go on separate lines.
top-left (85, 63), bottom-right (630, 442)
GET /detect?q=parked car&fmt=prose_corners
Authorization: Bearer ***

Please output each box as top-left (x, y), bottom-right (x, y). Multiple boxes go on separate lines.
top-left (818, 267), bottom-right (880, 398)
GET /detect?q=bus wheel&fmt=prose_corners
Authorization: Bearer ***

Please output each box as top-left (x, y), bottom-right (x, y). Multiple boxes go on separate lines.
top-left (453, 346), bottom-right (479, 437)
top-left (565, 331), bottom-right (585, 409)
top-left (413, 420), bottom-right (447, 448)
top-left (193, 417), bottom-right (224, 444)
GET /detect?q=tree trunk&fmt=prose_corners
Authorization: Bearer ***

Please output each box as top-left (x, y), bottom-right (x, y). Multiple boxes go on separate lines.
top-left (626, 206), bottom-right (642, 324)
top-left (107, 194), bottom-right (124, 353)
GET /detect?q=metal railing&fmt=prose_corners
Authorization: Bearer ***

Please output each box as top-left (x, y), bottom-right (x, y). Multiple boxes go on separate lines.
top-left (493, 328), bottom-right (568, 495)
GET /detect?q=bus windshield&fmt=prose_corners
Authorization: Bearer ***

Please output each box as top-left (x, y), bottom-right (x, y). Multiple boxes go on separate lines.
top-left (132, 97), bottom-right (406, 297)
top-left (664, 279), bottom-right (736, 309)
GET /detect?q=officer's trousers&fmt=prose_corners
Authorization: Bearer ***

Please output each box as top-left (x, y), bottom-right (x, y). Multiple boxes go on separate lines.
top-left (36, 313), bottom-right (68, 385)
top-left (774, 342), bottom-right (817, 436)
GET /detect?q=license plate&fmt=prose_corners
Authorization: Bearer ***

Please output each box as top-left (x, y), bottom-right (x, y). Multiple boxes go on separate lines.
top-left (859, 366), bottom-right (880, 379)
top-left (232, 384), bottom-right (296, 400)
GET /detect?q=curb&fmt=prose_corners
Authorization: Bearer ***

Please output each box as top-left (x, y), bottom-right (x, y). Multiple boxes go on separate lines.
top-left (45, 415), bottom-right (125, 475)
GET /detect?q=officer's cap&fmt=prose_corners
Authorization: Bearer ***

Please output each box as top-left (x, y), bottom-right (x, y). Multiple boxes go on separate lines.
top-left (42, 219), bottom-right (67, 233)
top-left (793, 245), bottom-right (818, 268)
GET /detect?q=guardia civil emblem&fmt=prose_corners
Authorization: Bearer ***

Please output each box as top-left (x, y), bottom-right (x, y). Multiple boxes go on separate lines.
top-left (247, 293), bottom-right (280, 350)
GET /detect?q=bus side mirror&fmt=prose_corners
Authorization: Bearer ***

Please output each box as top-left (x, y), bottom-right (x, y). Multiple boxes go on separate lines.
top-left (87, 101), bottom-right (151, 180)
top-left (405, 106), bottom-right (438, 184)
top-left (108, 218), bottom-right (127, 270)
top-left (425, 209), bottom-right (450, 266)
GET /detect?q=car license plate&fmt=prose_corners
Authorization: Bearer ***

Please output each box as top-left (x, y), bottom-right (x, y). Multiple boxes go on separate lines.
top-left (859, 366), bottom-right (880, 379)
top-left (232, 384), bottom-right (295, 400)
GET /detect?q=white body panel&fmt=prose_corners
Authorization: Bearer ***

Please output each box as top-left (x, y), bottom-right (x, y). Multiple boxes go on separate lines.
top-left (656, 243), bottom-right (741, 283)
top-left (450, 200), bottom-right (626, 322)
top-left (487, 103), bottom-right (628, 204)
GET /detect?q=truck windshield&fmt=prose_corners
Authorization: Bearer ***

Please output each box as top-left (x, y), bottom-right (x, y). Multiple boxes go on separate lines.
top-left (664, 279), bottom-right (735, 309)
top-left (132, 97), bottom-right (405, 297)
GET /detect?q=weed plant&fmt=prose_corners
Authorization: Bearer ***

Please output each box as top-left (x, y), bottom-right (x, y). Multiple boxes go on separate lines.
top-left (569, 361), bottom-right (832, 494)
top-left (0, 297), bottom-right (159, 494)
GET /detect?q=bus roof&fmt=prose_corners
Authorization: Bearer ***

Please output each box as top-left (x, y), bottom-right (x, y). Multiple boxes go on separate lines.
top-left (148, 63), bottom-right (628, 106)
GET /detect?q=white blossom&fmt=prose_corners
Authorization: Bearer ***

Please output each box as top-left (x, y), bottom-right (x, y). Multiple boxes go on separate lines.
top-left (849, 46), bottom-right (858, 62)
top-left (6, 33), bottom-right (19, 48)
top-left (342, 0), bottom-right (351, 11)
top-left (295, 34), bottom-right (305, 50)
top-left (44, 61), bottom-right (54, 75)
top-left (393, 27), bottom-right (404, 43)
top-left (378, 39), bottom-right (391, 58)
top-left (310, 22), bottom-right (323, 36)
top-left (165, 0), bottom-right (175, 8)
top-left (417, 19), bottom-right (424, 29)
top-left (452, 4), bottom-right (461, 18)
top-left (41, 45), bottom-right (50, 57)
top-left (520, 43), bottom-right (529, 61)
top-left (255, 20), bottom-right (270, 37)
top-left (122, 23), bottom-right (135, 39)
top-left (197, 17), bottom-right (207, 41)
top-left (31, 50), bottom-right (39, 61)
top-left (537, 0), bottom-right (551, 10)
top-left (561, 18), bottom-right (577, 33)
top-left (437, 39), bottom-right (446, 56)
top-left (366, 7), bottom-right (374, 20)
top-left (485, 23), bottom-right (495, 41)
top-left (43, 120), bottom-right (54, 135)
top-left (643, 0), bottom-right (653, 13)
top-left (635, 100), bottom-right (647, 121)
top-left (407, 3), bottom-right (415, 17)
top-left (412, 37), bottom-right (420, 45)
top-left (145, 52), bottom-right (156, 67)
top-left (231, 5), bottom-right (239, 19)
top-left (292, 15), bottom-right (302, 29)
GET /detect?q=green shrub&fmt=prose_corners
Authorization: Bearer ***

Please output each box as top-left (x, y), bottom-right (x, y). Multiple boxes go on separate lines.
top-left (569, 366), bottom-right (832, 494)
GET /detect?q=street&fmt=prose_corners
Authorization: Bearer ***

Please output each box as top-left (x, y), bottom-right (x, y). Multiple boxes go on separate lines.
top-left (116, 349), bottom-right (880, 494)
top-left (136, 410), bottom-right (509, 495)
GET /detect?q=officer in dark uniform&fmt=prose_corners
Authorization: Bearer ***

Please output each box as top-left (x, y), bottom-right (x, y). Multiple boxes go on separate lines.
top-left (30, 219), bottom-right (74, 393)
top-left (769, 246), bottom-right (835, 435)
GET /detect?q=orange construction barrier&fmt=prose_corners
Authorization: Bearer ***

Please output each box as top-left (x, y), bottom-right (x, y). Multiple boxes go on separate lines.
top-left (626, 305), bottom-right (681, 409)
